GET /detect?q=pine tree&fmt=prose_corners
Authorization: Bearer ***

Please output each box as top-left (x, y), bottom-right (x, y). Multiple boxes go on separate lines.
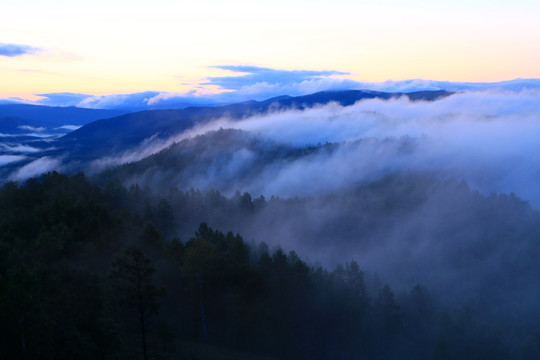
top-left (110, 246), bottom-right (164, 360)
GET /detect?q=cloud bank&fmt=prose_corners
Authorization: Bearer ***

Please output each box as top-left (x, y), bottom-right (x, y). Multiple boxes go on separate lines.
top-left (94, 90), bottom-right (540, 310)
top-left (8, 156), bottom-right (61, 181)
top-left (0, 155), bottom-right (26, 167)
top-left (6, 88), bottom-right (540, 311)
top-left (106, 89), bottom-right (540, 208)
top-left (204, 65), bottom-right (349, 90)
top-left (25, 77), bottom-right (540, 110)
top-left (3, 62), bottom-right (540, 110)
top-left (35, 92), bottom-right (93, 107)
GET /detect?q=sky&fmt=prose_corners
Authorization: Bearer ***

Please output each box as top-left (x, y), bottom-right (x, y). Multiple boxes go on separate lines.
top-left (1, 0), bottom-right (540, 105)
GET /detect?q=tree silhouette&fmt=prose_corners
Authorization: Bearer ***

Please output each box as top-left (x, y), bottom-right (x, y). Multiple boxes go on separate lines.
top-left (110, 246), bottom-right (164, 360)
top-left (181, 237), bottom-right (216, 343)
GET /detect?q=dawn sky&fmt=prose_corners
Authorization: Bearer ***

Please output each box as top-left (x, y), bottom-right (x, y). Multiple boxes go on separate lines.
top-left (1, 0), bottom-right (539, 102)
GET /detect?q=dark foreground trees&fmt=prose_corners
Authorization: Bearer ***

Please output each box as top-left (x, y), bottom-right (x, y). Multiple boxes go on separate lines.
top-left (1, 172), bottom-right (540, 359)
top-left (110, 246), bottom-right (164, 360)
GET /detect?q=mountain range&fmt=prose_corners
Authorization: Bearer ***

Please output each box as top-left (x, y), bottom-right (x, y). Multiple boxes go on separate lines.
top-left (0, 104), bottom-right (127, 135)
top-left (0, 89), bottom-right (452, 178)
top-left (3, 86), bottom-right (540, 357)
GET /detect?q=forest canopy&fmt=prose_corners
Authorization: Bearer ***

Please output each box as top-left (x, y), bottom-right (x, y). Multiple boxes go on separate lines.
top-left (1, 171), bottom-right (539, 359)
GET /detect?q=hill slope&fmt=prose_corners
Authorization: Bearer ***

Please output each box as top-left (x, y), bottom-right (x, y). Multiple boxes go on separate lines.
top-left (56, 89), bottom-right (452, 160)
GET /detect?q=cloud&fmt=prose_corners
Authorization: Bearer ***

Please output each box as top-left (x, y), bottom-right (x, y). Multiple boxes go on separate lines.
top-left (35, 93), bottom-right (93, 107)
top-left (0, 43), bottom-right (42, 57)
top-left (8, 156), bottom-right (61, 181)
top-left (87, 132), bottom-right (181, 174)
top-left (68, 76), bottom-right (540, 110)
top-left (204, 65), bottom-right (349, 90)
top-left (0, 98), bottom-right (26, 105)
top-left (76, 91), bottom-right (162, 110)
top-left (0, 43), bottom-right (80, 63)
top-left (9, 62), bottom-right (539, 111)
top-left (17, 125), bottom-right (45, 132)
top-left (49, 90), bottom-right (221, 110)
top-left (56, 125), bottom-right (82, 131)
top-left (57, 66), bottom-right (354, 110)
top-left (205, 77), bottom-right (367, 103)
top-left (7, 87), bottom-right (540, 310)
top-left (49, 87), bottom-right (540, 322)
top-left (0, 143), bottom-right (40, 154)
top-left (0, 155), bottom-right (26, 167)
top-left (70, 79), bottom-right (360, 110)
top-left (353, 78), bottom-right (540, 93)
top-left (116, 89), bottom-right (540, 207)
top-left (0, 132), bottom-right (56, 139)
top-left (34, 92), bottom-right (155, 109)
top-left (90, 90), bottom-right (540, 314)
top-left (143, 90), bottom-right (224, 107)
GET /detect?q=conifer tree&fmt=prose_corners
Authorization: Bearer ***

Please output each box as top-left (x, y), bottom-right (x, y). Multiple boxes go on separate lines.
top-left (111, 246), bottom-right (164, 360)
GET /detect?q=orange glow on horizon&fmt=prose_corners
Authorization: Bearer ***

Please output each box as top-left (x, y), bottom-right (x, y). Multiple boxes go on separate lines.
top-left (1, 0), bottom-right (539, 100)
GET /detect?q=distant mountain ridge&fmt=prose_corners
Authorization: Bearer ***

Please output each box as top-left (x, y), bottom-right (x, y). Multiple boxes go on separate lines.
top-left (0, 104), bottom-right (128, 145)
top-left (94, 128), bottom-right (324, 189)
top-left (0, 89), bottom-right (452, 179)
top-left (0, 104), bottom-right (127, 128)
top-left (55, 89), bottom-right (452, 160)
top-left (0, 105), bottom-right (129, 164)
top-left (11, 78), bottom-right (537, 110)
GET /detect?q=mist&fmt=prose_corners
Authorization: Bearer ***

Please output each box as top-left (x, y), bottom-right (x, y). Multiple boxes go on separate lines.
top-left (0, 154), bottom-right (26, 166)
top-left (6, 88), bottom-right (538, 307)
top-left (5, 88), bottom-right (540, 354)
top-left (87, 89), bottom-right (540, 320)
top-left (9, 156), bottom-right (62, 181)
top-left (102, 89), bottom-right (540, 207)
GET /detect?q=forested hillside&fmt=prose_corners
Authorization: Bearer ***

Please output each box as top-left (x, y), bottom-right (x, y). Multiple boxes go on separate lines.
top-left (1, 172), bottom-right (539, 359)
top-left (96, 129), bottom-right (540, 321)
